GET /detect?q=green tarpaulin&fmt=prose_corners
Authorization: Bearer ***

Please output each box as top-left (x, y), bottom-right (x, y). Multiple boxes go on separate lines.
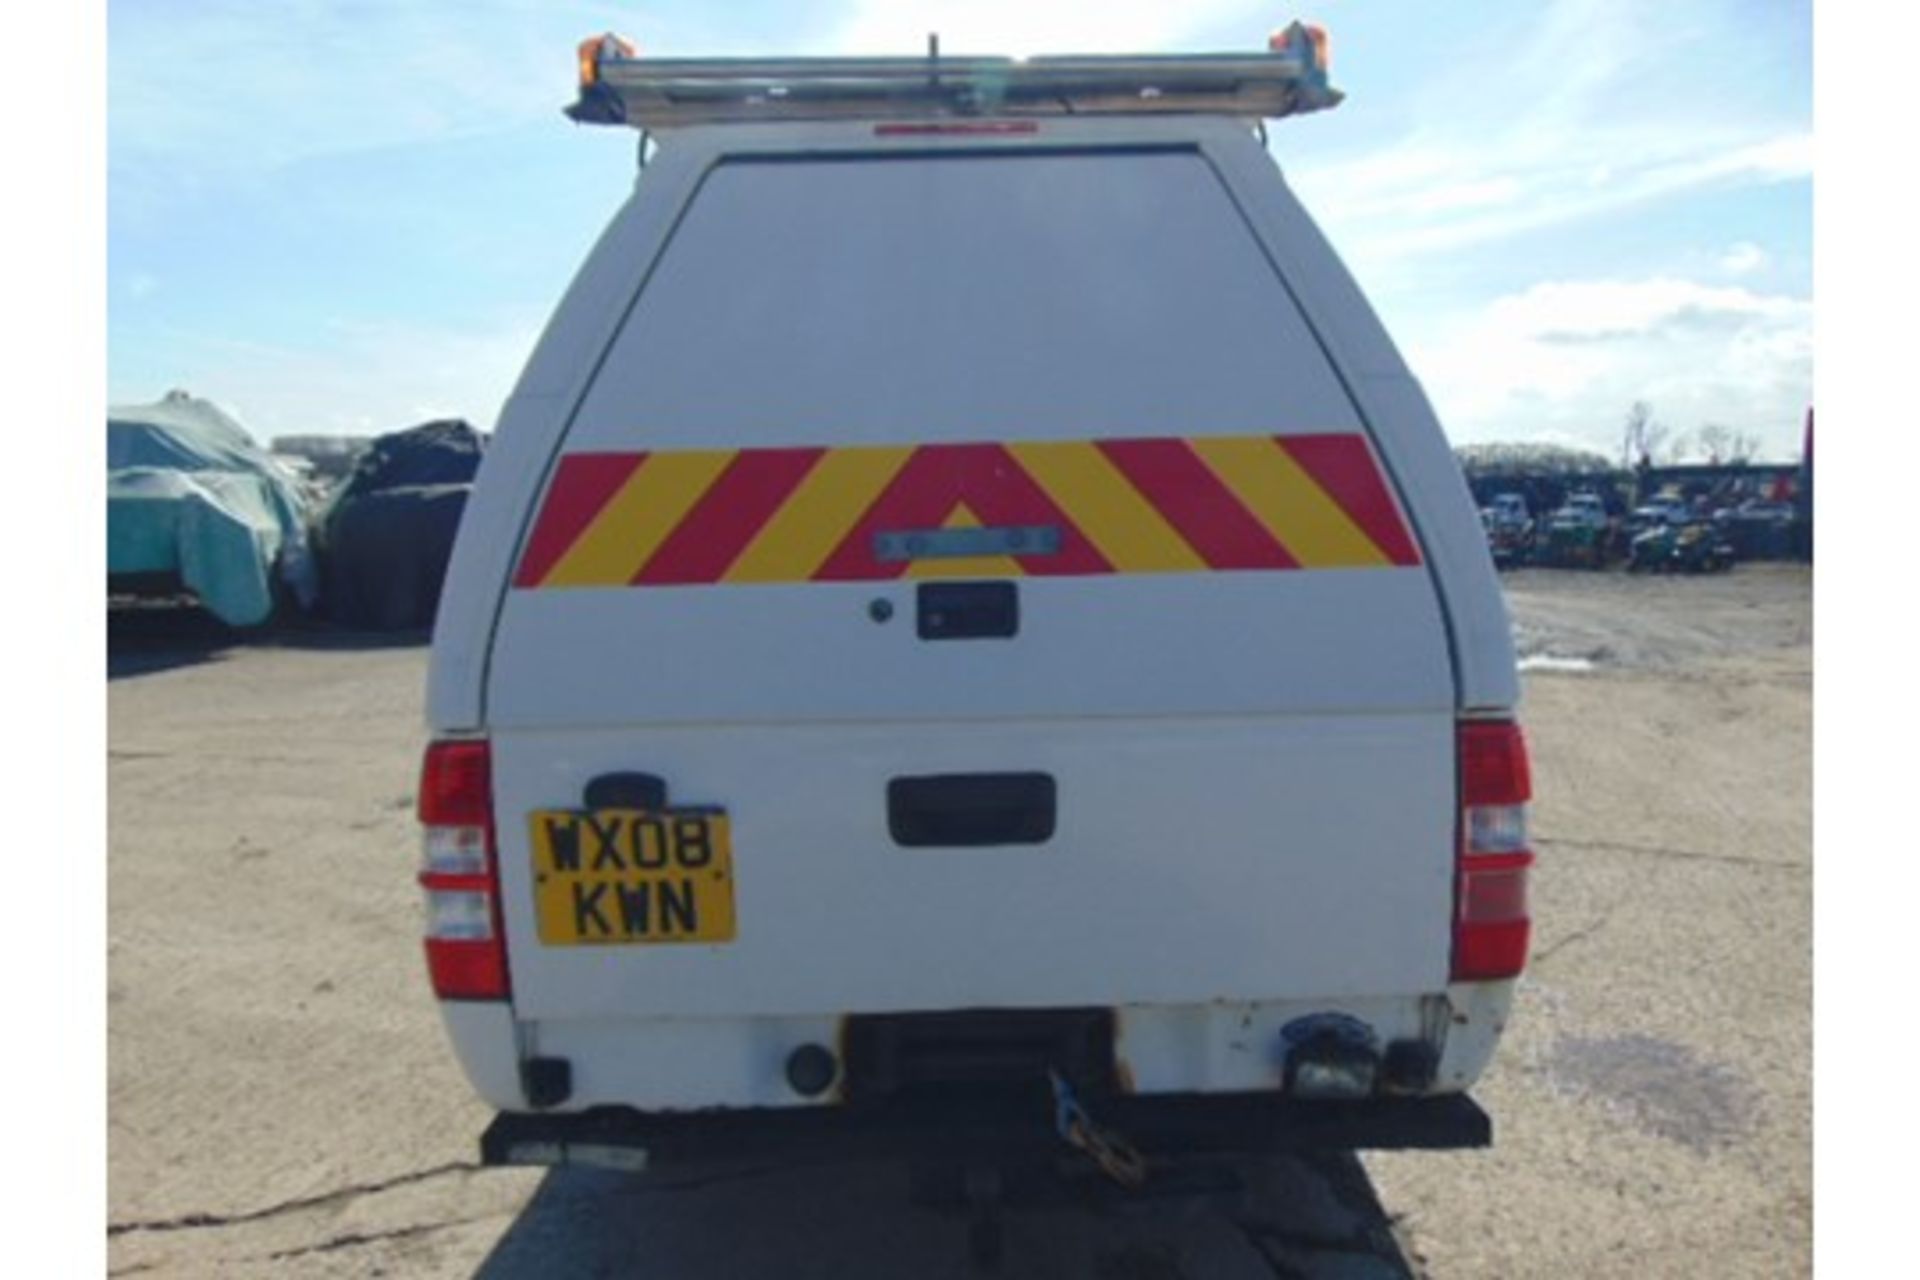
top-left (107, 392), bottom-right (316, 627)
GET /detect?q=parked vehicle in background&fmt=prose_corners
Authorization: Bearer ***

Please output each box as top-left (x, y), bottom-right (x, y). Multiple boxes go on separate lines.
top-left (417, 28), bottom-right (1532, 1249)
top-left (273, 434), bottom-right (372, 489)
top-left (1488, 494), bottom-right (1530, 527)
top-left (1733, 500), bottom-right (1794, 522)
top-left (316, 419), bottom-right (486, 630)
top-left (1482, 493), bottom-right (1534, 568)
top-left (1534, 492), bottom-right (1611, 568)
top-left (1629, 496), bottom-right (1690, 528)
top-left (107, 390), bottom-right (317, 627)
top-left (1556, 492), bottom-right (1609, 529)
top-left (1713, 499), bottom-right (1798, 562)
top-left (1628, 520), bottom-right (1735, 574)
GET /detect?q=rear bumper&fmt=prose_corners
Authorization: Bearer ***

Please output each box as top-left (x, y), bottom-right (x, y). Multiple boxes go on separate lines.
top-left (479, 1090), bottom-right (1490, 1173)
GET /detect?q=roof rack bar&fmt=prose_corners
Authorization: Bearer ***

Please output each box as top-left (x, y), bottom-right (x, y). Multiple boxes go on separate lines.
top-left (566, 23), bottom-right (1343, 129)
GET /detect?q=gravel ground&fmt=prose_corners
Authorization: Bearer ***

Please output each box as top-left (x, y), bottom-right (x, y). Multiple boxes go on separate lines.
top-left (1371, 565), bottom-right (1811, 1278)
top-left (106, 564), bottom-right (1811, 1277)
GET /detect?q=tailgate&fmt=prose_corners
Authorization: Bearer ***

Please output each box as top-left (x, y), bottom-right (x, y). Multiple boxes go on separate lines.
top-left (491, 701), bottom-right (1454, 1021)
top-left (488, 556), bottom-right (1458, 1021)
top-left (480, 141), bottom-right (1459, 1020)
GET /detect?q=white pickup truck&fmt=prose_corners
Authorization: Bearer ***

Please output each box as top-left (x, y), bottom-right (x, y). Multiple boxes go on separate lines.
top-left (417, 26), bottom-right (1532, 1199)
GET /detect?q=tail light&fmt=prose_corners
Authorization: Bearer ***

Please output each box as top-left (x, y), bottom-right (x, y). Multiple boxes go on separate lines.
top-left (417, 738), bottom-right (509, 1000)
top-left (1452, 719), bottom-right (1534, 981)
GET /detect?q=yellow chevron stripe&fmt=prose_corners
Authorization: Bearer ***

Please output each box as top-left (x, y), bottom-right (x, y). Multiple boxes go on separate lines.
top-left (723, 444), bottom-right (913, 583)
top-left (1008, 440), bottom-right (1206, 573)
top-left (1188, 436), bottom-right (1388, 568)
top-left (543, 449), bottom-right (736, 587)
top-left (902, 502), bottom-right (1026, 579)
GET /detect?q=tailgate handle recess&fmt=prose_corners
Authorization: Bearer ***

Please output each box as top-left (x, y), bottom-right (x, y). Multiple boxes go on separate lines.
top-left (583, 772), bottom-right (668, 810)
top-left (888, 773), bottom-right (1056, 847)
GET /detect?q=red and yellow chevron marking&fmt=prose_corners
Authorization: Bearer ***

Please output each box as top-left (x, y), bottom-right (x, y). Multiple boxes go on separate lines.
top-left (512, 434), bottom-right (1420, 589)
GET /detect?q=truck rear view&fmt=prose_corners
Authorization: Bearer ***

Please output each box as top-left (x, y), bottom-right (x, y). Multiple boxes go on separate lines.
top-left (419, 22), bottom-right (1530, 1198)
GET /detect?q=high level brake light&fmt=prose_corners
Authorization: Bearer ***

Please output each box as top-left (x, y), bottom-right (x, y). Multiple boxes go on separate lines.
top-left (873, 121), bottom-right (1041, 136)
top-left (1452, 719), bottom-right (1534, 981)
top-left (418, 739), bottom-right (510, 1000)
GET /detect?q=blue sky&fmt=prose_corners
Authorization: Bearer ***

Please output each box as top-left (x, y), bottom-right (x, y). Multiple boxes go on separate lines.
top-left (107, 0), bottom-right (1812, 459)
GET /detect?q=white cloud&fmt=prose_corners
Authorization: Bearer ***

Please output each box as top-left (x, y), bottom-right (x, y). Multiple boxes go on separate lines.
top-left (1294, 129), bottom-right (1810, 271)
top-left (110, 1), bottom-right (570, 174)
top-left (1521, 278), bottom-right (1802, 341)
top-left (115, 313), bottom-right (544, 440)
top-left (1407, 277), bottom-right (1812, 460)
top-left (107, 0), bottom-right (1809, 461)
top-left (827, 0), bottom-right (1267, 56)
top-left (1401, 177), bottom-right (1525, 218)
top-left (1282, 0), bottom-right (1809, 271)
top-left (1721, 241), bottom-right (1768, 274)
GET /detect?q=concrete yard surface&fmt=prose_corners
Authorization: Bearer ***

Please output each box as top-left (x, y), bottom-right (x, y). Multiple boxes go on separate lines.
top-left (107, 565), bottom-right (1810, 1277)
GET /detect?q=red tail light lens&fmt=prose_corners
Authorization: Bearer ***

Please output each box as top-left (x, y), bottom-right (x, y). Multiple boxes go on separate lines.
top-left (422, 930), bottom-right (510, 1001)
top-left (1458, 720), bottom-right (1532, 806)
top-left (418, 738), bottom-right (509, 1000)
top-left (418, 739), bottom-right (492, 829)
top-left (1453, 719), bottom-right (1534, 981)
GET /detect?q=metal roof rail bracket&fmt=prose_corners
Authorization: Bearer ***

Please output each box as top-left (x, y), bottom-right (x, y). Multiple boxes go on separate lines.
top-left (562, 21), bottom-right (1344, 130)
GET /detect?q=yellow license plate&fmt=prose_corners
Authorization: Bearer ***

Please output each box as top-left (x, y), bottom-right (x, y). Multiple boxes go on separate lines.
top-left (528, 808), bottom-right (736, 945)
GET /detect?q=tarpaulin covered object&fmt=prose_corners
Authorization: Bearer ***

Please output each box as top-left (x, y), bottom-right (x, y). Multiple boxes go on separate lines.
top-left (318, 419), bottom-right (485, 629)
top-left (107, 392), bottom-right (317, 626)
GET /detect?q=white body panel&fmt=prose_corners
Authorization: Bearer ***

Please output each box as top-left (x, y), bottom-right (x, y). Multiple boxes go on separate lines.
top-left (568, 150), bottom-right (1361, 442)
top-left (426, 116), bottom-right (1521, 1115)
top-left (438, 1000), bottom-right (525, 1111)
top-left (428, 119), bottom-right (1518, 728)
top-left (487, 572), bottom-right (1448, 727)
top-left (456, 983), bottom-right (1512, 1113)
top-left (494, 711), bottom-right (1453, 1022)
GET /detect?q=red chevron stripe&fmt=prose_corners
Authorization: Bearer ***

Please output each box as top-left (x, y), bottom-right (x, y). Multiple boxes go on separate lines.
top-left (512, 452), bottom-right (647, 587)
top-left (813, 443), bottom-right (1112, 580)
top-left (1095, 438), bottom-right (1299, 569)
top-left (633, 447), bottom-right (825, 584)
top-left (1277, 434), bottom-right (1422, 566)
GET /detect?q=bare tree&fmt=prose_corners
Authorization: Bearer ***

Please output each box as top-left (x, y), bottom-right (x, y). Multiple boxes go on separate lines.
top-left (1663, 430), bottom-right (1694, 465)
top-left (1621, 401), bottom-right (1668, 468)
top-left (1456, 442), bottom-right (1614, 474)
top-left (1688, 423), bottom-right (1765, 464)
top-left (1697, 424), bottom-right (1732, 463)
top-left (1622, 401), bottom-right (1649, 468)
